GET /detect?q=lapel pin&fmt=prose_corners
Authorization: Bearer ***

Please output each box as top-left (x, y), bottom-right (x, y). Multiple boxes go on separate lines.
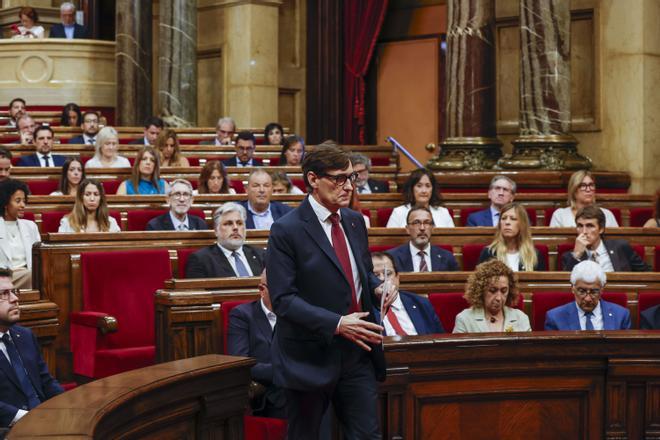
top-left (412, 305), bottom-right (417, 309)
top-left (610, 250), bottom-right (614, 254)
top-left (608, 312), bottom-right (613, 316)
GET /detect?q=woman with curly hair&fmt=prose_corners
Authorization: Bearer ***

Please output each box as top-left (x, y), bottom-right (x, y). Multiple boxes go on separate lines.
top-left (194, 160), bottom-right (235, 194)
top-left (59, 179), bottom-right (120, 232)
top-left (453, 259), bottom-right (531, 333)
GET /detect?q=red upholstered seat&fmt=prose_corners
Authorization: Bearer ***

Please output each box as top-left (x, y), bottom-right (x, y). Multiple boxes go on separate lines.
top-left (609, 208), bottom-right (622, 226)
top-left (462, 243), bottom-right (487, 271)
top-left (176, 248), bottom-right (197, 278)
top-left (187, 157), bottom-right (200, 166)
top-left (376, 207), bottom-right (393, 227)
top-left (244, 415), bottom-right (287, 440)
top-left (368, 244), bottom-right (394, 253)
top-left (41, 211), bottom-right (67, 233)
top-left (630, 208), bottom-right (653, 227)
top-left (291, 178), bottom-right (306, 193)
top-left (27, 180), bottom-right (58, 195)
top-left (70, 249), bottom-right (172, 378)
top-left (638, 291), bottom-right (660, 323)
top-left (21, 212), bottom-right (35, 222)
top-left (229, 180), bottom-right (246, 194)
top-left (370, 157), bottom-right (390, 166)
top-left (269, 157), bottom-right (281, 166)
top-left (102, 179), bottom-right (121, 195)
top-left (656, 246), bottom-right (660, 271)
top-left (532, 291), bottom-right (628, 331)
top-left (221, 300), bottom-right (251, 354)
top-left (428, 292), bottom-right (469, 333)
top-left (126, 209), bottom-right (206, 231)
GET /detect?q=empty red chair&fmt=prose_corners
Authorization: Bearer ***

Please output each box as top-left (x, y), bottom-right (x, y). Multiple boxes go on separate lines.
top-left (428, 293), bottom-right (469, 332)
top-left (229, 180), bottom-right (245, 194)
top-left (41, 211), bottom-right (67, 233)
top-left (176, 248), bottom-right (197, 278)
top-left (244, 415), bottom-right (287, 440)
top-left (70, 249), bottom-right (172, 378)
top-left (630, 208), bottom-right (653, 227)
top-left (27, 180), bottom-right (58, 195)
top-left (102, 179), bottom-right (121, 195)
top-left (638, 291), bottom-right (660, 325)
top-left (461, 244), bottom-right (487, 271)
top-left (376, 208), bottom-right (393, 227)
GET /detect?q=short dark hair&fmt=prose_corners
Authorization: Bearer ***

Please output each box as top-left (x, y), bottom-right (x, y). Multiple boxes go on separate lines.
top-left (0, 147), bottom-right (13, 160)
top-left (371, 251), bottom-right (399, 275)
top-left (264, 122), bottom-right (284, 143)
top-left (0, 179), bottom-right (30, 219)
top-left (144, 116), bottom-right (164, 129)
top-left (302, 144), bottom-right (350, 190)
top-left (33, 125), bottom-right (53, 139)
top-left (19, 6), bottom-right (38, 22)
top-left (402, 168), bottom-right (443, 207)
top-left (236, 130), bottom-right (256, 145)
top-left (9, 98), bottom-right (25, 109)
top-left (0, 267), bottom-right (12, 279)
top-left (82, 111), bottom-right (99, 123)
top-left (406, 205), bottom-right (434, 225)
top-left (575, 205), bottom-right (606, 229)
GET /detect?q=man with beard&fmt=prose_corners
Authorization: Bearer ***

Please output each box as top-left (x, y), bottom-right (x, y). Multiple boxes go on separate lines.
top-left (466, 175), bottom-right (517, 227)
top-left (387, 206), bottom-right (458, 272)
top-left (68, 111), bottom-right (100, 145)
top-left (0, 267), bottom-right (63, 429)
top-left (185, 202), bottom-right (264, 278)
top-left (7, 99), bottom-right (25, 129)
top-left (146, 179), bottom-right (208, 231)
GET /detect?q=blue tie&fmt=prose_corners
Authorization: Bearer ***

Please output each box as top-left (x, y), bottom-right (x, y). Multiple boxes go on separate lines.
top-left (232, 251), bottom-right (250, 277)
top-left (585, 312), bottom-right (594, 330)
top-left (2, 334), bottom-right (40, 409)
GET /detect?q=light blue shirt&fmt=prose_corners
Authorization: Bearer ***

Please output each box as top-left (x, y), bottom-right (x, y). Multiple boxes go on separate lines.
top-left (490, 206), bottom-right (500, 227)
top-left (576, 301), bottom-right (603, 330)
top-left (64, 24), bottom-right (75, 39)
top-left (247, 201), bottom-right (274, 230)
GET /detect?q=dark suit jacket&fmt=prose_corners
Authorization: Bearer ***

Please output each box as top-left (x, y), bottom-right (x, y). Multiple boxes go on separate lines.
top-left (544, 299), bottom-right (631, 331)
top-left (373, 291), bottom-right (444, 335)
top-left (241, 200), bottom-right (293, 230)
top-left (266, 197), bottom-right (385, 391)
top-left (17, 154), bottom-right (67, 167)
top-left (128, 138), bottom-right (146, 145)
top-left (67, 135), bottom-right (95, 145)
top-left (145, 212), bottom-right (209, 231)
top-left (186, 244), bottom-right (264, 278)
top-left (0, 325), bottom-right (63, 427)
top-left (228, 301), bottom-right (285, 418)
top-left (387, 243), bottom-right (458, 272)
top-left (561, 239), bottom-right (651, 272)
top-left (478, 247), bottom-right (547, 271)
top-left (641, 304), bottom-right (660, 330)
top-left (48, 23), bottom-right (88, 39)
top-left (366, 178), bottom-right (388, 193)
top-left (222, 156), bottom-right (263, 167)
top-left (466, 208), bottom-right (494, 227)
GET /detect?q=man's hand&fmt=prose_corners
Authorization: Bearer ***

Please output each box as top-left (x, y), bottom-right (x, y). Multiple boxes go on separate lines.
top-left (375, 283), bottom-right (399, 312)
top-left (337, 312), bottom-right (383, 351)
top-left (573, 233), bottom-right (589, 258)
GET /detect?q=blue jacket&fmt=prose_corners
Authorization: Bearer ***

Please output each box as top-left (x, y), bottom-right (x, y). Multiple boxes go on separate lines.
top-left (373, 291), bottom-right (444, 335)
top-left (544, 299), bottom-right (631, 331)
top-left (466, 208), bottom-right (494, 227)
top-left (241, 200), bottom-right (293, 230)
top-left (17, 154), bottom-right (67, 167)
top-left (387, 243), bottom-right (458, 272)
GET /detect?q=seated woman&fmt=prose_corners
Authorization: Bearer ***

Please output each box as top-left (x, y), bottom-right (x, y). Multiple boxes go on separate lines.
top-left (478, 202), bottom-right (545, 271)
top-left (60, 103), bottom-right (81, 127)
top-left (156, 129), bottom-right (189, 167)
top-left (550, 170), bottom-right (619, 227)
top-left (194, 160), bottom-right (236, 195)
top-left (643, 189), bottom-right (660, 228)
top-left (453, 259), bottom-right (531, 333)
top-left (85, 126), bottom-right (131, 169)
top-left (0, 179), bottom-right (40, 288)
top-left (264, 122), bottom-right (284, 146)
top-left (59, 178), bottom-right (120, 232)
top-left (386, 168), bottom-right (454, 228)
top-left (117, 146), bottom-right (168, 195)
top-left (279, 135), bottom-right (305, 166)
top-left (50, 157), bottom-right (85, 196)
top-left (12, 7), bottom-right (45, 39)
top-left (271, 171), bottom-right (304, 195)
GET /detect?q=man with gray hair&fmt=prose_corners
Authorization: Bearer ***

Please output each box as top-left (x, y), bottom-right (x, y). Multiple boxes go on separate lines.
top-left (185, 202), bottom-right (265, 278)
top-left (146, 179), bottom-right (208, 231)
top-left (466, 175), bottom-right (517, 226)
top-left (544, 260), bottom-right (631, 331)
top-left (201, 116), bottom-right (236, 146)
top-left (349, 153), bottom-right (387, 194)
top-left (49, 2), bottom-right (89, 39)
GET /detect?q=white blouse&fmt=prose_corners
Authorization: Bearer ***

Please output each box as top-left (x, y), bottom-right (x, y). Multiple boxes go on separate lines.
top-left (85, 156), bottom-right (131, 169)
top-left (58, 216), bottom-right (121, 233)
top-left (386, 204), bottom-right (455, 228)
top-left (549, 206), bottom-right (619, 227)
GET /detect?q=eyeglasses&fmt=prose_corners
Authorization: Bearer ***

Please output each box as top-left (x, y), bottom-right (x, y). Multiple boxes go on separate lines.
top-left (237, 146), bottom-right (255, 152)
top-left (0, 289), bottom-right (19, 301)
top-left (490, 185), bottom-right (513, 193)
top-left (170, 192), bottom-right (192, 199)
top-left (319, 172), bottom-right (358, 187)
top-left (578, 183), bottom-right (596, 191)
top-left (219, 130), bottom-right (235, 136)
top-left (407, 220), bottom-right (433, 228)
top-left (574, 287), bottom-right (601, 298)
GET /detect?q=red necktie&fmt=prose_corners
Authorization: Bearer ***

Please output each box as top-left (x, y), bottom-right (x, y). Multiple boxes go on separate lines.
top-left (329, 213), bottom-right (360, 313)
top-left (386, 308), bottom-right (408, 336)
top-left (418, 251), bottom-right (428, 272)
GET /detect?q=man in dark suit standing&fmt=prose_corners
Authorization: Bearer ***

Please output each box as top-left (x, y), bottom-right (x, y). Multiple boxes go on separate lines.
top-left (387, 206), bottom-right (459, 272)
top-left (0, 267), bottom-right (63, 428)
top-left (349, 153), bottom-right (387, 194)
top-left (267, 145), bottom-right (395, 439)
top-left (129, 117), bottom-right (164, 145)
top-left (371, 252), bottom-right (444, 336)
top-left (186, 202), bottom-right (264, 278)
top-left (561, 206), bottom-right (650, 272)
top-left (146, 179), bottom-right (209, 231)
top-left (466, 175), bottom-right (516, 226)
top-left (17, 126), bottom-right (66, 167)
top-left (240, 169), bottom-right (292, 230)
top-left (222, 131), bottom-right (263, 167)
top-left (49, 3), bottom-right (89, 39)
top-left (68, 112), bottom-right (99, 145)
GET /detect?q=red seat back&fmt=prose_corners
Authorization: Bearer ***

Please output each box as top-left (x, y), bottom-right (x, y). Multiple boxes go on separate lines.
top-left (462, 243), bottom-right (487, 271)
top-left (229, 180), bottom-right (245, 194)
top-left (428, 292), bottom-right (469, 333)
top-left (102, 179), bottom-right (121, 195)
top-left (176, 248), bottom-right (197, 278)
top-left (630, 208), bottom-right (653, 227)
top-left (221, 300), bottom-right (251, 354)
top-left (187, 157), bottom-right (200, 166)
top-left (526, 208), bottom-right (538, 226)
top-left (531, 291), bottom-right (573, 331)
top-left (27, 180), bottom-right (59, 195)
top-left (609, 208), bottom-right (622, 226)
top-left (41, 211), bottom-right (67, 233)
top-left (370, 157), bottom-right (390, 166)
top-left (459, 207), bottom-right (484, 226)
top-left (544, 207), bottom-right (557, 226)
top-left (21, 212), bottom-right (35, 222)
top-left (244, 415), bottom-right (287, 440)
top-left (369, 244), bottom-right (394, 253)
top-left (376, 207), bottom-right (393, 227)
top-left (602, 292), bottom-right (628, 309)
top-left (127, 209), bottom-right (168, 231)
top-left (639, 292), bottom-right (660, 322)
top-left (291, 178), bottom-right (306, 193)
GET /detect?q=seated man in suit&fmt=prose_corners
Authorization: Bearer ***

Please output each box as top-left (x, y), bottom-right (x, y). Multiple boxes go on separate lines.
top-left (17, 126), bottom-right (66, 167)
top-left (68, 111), bottom-right (99, 145)
top-left (371, 252), bottom-right (444, 336)
top-left (227, 268), bottom-right (286, 418)
top-left (545, 260), bottom-right (631, 330)
top-left (146, 179), bottom-right (209, 231)
top-left (201, 117), bottom-right (236, 146)
top-left (350, 153), bottom-right (387, 194)
top-left (16, 115), bottom-right (36, 146)
top-left (129, 116), bottom-right (163, 145)
top-left (222, 131), bottom-right (263, 167)
top-left (7, 99), bottom-right (25, 129)
top-left (49, 2), bottom-right (89, 39)
top-left (241, 169), bottom-right (292, 230)
top-left (0, 267), bottom-right (63, 429)
top-left (561, 205), bottom-right (651, 272)
top-left (186, 202), bottom-right (264, 278)
top-left (0, 148), bottom-right (12, 182)
top-left (641, 303), bottom-right (660, 329)
top-left (466, 175), bottom-right (517, 226)
top-left (387, 206), bottom-right (458, 272)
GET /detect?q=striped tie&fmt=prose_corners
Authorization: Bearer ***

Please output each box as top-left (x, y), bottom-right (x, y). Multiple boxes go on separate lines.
top-left (418, 251), bottom-right (428, 272)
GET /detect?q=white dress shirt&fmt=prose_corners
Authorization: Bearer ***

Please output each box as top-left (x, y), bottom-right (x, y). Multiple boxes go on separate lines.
top-left (589, 240), bottom-right (614, 272)
top-left (38, 153), bottom-right (56, 167)
top-left (217, 244), bottom-right (254, 277)
top-left (409, 242), bottom-right (432, 272)
top-left (576, 301), bottom-right (603, 330)
top-left (505, 252), bottom-right (521, 272)
top-left (383, 295), bottom-right (417, 336)
top-left (260, 299), bottom-right (277, 330)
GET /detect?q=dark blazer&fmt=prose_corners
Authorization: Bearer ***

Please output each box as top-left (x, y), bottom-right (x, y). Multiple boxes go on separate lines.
top-left (641, 304), bottom-right (660, 330)
top-left (266, 197), bottom-right (385, 391)
top-left (561, 239), bottom-right (651, 272)
top-left (0, 325), bottom-right (63, 427)
top-left (185, 244), bottom-right (264, 278)
top-left (240, 200), bottom-right (293, 230)
top-left (478, 246), bottom-right (547, 271)
top-left (466, 208), bottom-right (494, 227)
top-left (145, 212), bottom-right (209, 231)
top-left (227, 301), bottom-right (285, 418)
top-left (17, 154), bottom-right (66, 167)
top-left (48, 23), bottom-right (88, 39)
top-left (222, 156), bottom-right (263, 167)
top-left (544, 299), bottom-right (631, 331)
top-left (366, 178), bottom-right (388, 193)
top-left (387, 243), bottom-right (458, 272)
top-left (67, 135), bottom-right (95, 145)
top-left (373, 291), bottom-right (444, 335)
top-left (128, 138), bottom-right (146, 145)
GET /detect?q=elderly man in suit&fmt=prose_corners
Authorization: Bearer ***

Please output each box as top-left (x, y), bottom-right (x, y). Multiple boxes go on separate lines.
top-left (0, 267), bottom-right (63, 429)
top-left (466, 175), bottom-right (517, 227)
top-left (186, 202), bottom-right (264, 278)
top-left (387, 206), bottom-right (458, 272)
top-left (240, 169), bottom-right (292, 230)
top-left (349, 153), bottom-right (387, 194)
top-left (561, 205), bottom-right (650, 272)
top-left (49, 2), bottom-right (89, 39)
top-left (17, 126), bottom-right (66, 167)
top-left (545, 260), bottom-right (631, 331)
top-left (222, 131), bottom-right (263, 167)
top-left (146, 179), bottom-right (209, 231)
top-left (201, 117), bottom-right (236, 146)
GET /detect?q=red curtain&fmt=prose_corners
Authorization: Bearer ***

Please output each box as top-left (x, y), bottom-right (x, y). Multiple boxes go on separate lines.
top-left (342, 0), bottom-right (389, 145)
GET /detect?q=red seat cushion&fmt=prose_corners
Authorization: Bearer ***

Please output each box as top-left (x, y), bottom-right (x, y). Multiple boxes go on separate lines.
top-left (630, 208), bottom-right (653, 227)
top-left (428, 292), bottom-right (469, 333)
top-left (639, 292), bottom-right (660, 323)
top-left (41, 211), bottom-right (68, 233)
top-left (102, 180), bottom-right (121, 195)
top-left (376, 208), bottom-right (393, 227)
top-left (27, 180), bottom-right (59, 195)
top-left (229, 180), bottom-right (245, 194)
top-left (462, 243), bottom-right (487, 271)
top-left (370, 157), bottom-right (390, 166)
top-left (176, 248), bottom-right (197, 278)
top-left (93, 346), bottom-right (156, 378)
top-left (221, 300), bottom-right (251, 354)
top-left (127, 209), bottom-right (168, 231)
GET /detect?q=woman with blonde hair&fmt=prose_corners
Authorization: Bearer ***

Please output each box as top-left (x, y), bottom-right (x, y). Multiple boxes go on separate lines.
top-left (116, 146), bottom-right (168, 195)
top-left (549, 170), bottom-right (619, 227)
top-left (85, 126), bottom-right (131, 169)
top-left (478, 202), bottom-right (545, 271)
top-left (156, 129), bottom-right (189, 167)
top-left (59, 178), bottom-right (120, 232)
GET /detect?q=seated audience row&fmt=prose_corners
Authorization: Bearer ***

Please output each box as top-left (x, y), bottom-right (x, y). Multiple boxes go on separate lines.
top-left (10, 3), bottom-right (88, 40)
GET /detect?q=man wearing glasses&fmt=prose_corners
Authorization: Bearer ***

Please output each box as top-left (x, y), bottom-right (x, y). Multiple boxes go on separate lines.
top-left (466, 175), bottom-right (516, 227)
top-left (202, 116), bottom-right (237, 146)
top-left (0, 267), bottom-right (63, 429)
top-left (68, 111), bottom-right (100, 145)
top-left (222, 131), bottom-right (263, 167)
top-left (387, 206), bottom-right (458, 272)
top-left (146, 179), bottom-right (209, 231)
top-left (544, 260), bottom-right (631, 330)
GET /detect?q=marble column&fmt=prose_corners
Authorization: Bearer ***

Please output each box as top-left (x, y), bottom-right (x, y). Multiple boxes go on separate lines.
top-left (158, 0), bottom-right (197, 126)
top-left (429, 0), bottom-right (501, 171)
top-left (499, 0), bottom-right (590, 170)
top-left (115, 0), bottom-right (152, 126)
